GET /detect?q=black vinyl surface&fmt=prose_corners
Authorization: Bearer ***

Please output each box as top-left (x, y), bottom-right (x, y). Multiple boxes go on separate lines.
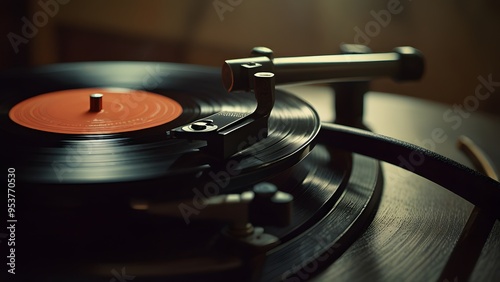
top-left (0, 62), bottom-right (381, 281)
top-left (0, 62), bottom-right (320, 197)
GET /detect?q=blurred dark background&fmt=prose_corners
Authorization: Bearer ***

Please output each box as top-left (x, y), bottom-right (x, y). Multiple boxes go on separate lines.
top-left (2, 0), bottom-right (500, 115)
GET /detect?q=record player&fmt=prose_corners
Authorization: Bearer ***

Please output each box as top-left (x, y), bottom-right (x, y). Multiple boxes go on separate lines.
top-left (1, 44), bottom-right (499, 282)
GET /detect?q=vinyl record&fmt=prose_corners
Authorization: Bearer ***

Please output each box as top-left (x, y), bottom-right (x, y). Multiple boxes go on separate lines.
top-left (1, 62), bottom-right (382, 281)
top-left (0, 62), bottom-right (320, 202)
top-left (13, 145), bottom-right (381, 281)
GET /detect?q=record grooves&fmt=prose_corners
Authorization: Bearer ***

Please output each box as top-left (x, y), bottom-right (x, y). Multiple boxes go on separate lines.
top-left (1, 62), bottom-right (319, 186)
top-left (0, 62), bottom-right (381, 281)
top-left (8, 88), bottom-right (184, 134)
top-left (3, 46), bottom-right (498, 281)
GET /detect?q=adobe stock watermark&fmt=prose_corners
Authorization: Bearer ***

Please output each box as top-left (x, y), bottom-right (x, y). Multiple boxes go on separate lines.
top-left (179, 121), bottom-right (288, 224)
top-left (179, 127), bottom-right (267, 224)
top-left (353, 0), bottom-right (409, 46)
top-left (51, 65), bottom-right (166, 182)
top-left (213, 0), bottom-right (243, 21)
top-left (396, 74), bottom-right (499, 174)
top-left (7, 0), bottom-right (71, 54)
top-left (281, 233), bottom-right (341, 281)
top-left (110, 64), bottom-right (166, 119)
top-left (51, 141), bottom-right (99, 182)
top-left (442, 74), bottom-right (500, 130)
top-left (110, 267), bottom-right (135, 282)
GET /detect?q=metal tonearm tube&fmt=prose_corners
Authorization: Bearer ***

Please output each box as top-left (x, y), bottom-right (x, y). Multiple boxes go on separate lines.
top-left (171, 45), bottom-right (424, 159)
top-left (222, 46), bottom-right (424, 92)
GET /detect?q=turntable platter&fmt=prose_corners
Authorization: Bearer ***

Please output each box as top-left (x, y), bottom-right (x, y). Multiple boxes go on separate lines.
top-left (285, 89), bottom-right (500, 281)
top-left (0, 49), bottom-right (498, 281)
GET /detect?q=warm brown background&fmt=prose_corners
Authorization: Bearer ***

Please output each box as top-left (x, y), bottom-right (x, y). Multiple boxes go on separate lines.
top-left (2, 0), bottom-right (500, 115)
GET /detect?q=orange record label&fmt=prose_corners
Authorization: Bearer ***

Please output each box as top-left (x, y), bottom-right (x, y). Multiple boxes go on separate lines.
top-left (9, 88), bottom-right (183, 134)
